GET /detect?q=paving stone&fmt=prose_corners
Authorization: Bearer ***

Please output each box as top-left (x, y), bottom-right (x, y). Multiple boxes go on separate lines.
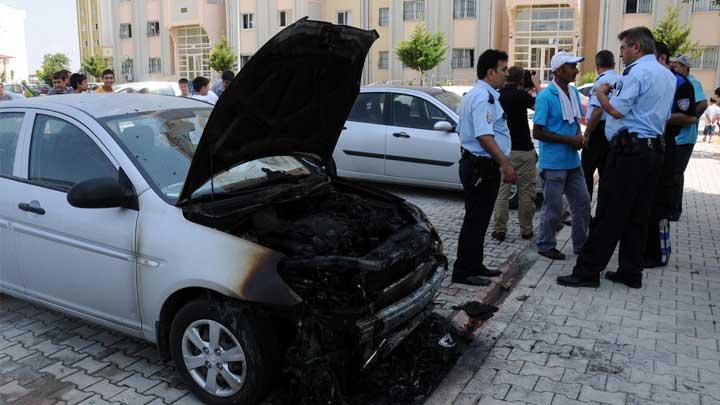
top-left (30, 340), bottom-right (68, 357)
top-left (493, 370), bottom-right (538, 390)
top-left (102, 352), bottom-right (138, 370)
top-left (92, 365), bottom-right (134, 384)
top-left (40, 361), bottom-right (80, 379)
top-left (5, 365), bottom-right (46, 385)
top-left (145, 382), bottom-right (186, 403)
top-left (118, 373), bottom-right (161, 394)
top-left (110, 388), bottom-right (156, 405)
top-left (520, 363), bottom-right (565, 381)
top-left (605, 375), bottom-right (652, 398)
top-left (86, 379), bottom-right (126, 400)
top-left (0, 344), bottom-right (36, 361)
top-left (61, 371), bottom-right (101, 390)
top-left (652, 385), bottom-right (701, 405)
top-left (534, 376), bottom-right (581, 399)
top-left (0, 380), bottom-right (31, 402)
top-left (505, 385), bottom-right (554, 405)
top-left (578, 386), bottom-right (626, 405)
top-left (125, 360), bottom-right (163, 378)
top-left (73, 357), bottom-right (110, 374)
top-left (18, 352), bottom-right (57, 370)
top-left (76, 394), bottom-right (116, 405)
top-left (50, 348), bottom-right (88, 365)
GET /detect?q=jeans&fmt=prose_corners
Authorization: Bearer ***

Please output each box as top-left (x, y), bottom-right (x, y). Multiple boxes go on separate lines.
top-left (537, 167), bottom-right (591, 254)
top-left (494, 150), bottom-right (537, 235)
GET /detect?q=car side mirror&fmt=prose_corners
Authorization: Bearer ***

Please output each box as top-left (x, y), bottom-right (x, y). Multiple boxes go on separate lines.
top-left (434, 120), bottom-right (454, 132)
top-left (67, 171), bottom-right (138, 210)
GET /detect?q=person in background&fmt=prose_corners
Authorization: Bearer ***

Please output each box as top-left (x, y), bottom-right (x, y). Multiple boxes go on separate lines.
top-left (190, 76), bottom-right (219, 105)
top-left (95, 69), bottom-right (115, 93)
top-left (69, 73), bottom-right (89, 93)
top-left (582, 50), bottom-right (620, 199)
top-left (48, 71), bottom-right (72, 95)
top-left (0, 83), bottom-right (15, 101)
top-left (212, 70), bottom-right (235, 97)
top-left (703, 97), bottom-right (720, 143)
top-left (178, 78), bottom-right (191, 97)
top-left (492, 65), bottom-right (540, 242)
top-left (668, 55), bottom-right (707, 221)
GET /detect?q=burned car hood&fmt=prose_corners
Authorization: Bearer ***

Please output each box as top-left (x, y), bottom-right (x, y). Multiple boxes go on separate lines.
top-left (178, 18), bottom-right (378, 205)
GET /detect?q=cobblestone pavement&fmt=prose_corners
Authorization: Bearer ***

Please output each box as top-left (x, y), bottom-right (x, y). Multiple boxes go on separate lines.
top-left (0, 179), bottom-right (536, 403)
top-left (427, 141), bottom-right (720, 405)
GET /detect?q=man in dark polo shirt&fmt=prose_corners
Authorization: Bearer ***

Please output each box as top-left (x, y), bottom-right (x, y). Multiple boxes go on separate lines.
top-left (493, 66), bottom-right (540, 241)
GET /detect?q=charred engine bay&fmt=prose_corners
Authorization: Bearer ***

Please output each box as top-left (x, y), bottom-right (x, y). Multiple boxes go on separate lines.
top-left (184, 178), bottom-right (449, 402)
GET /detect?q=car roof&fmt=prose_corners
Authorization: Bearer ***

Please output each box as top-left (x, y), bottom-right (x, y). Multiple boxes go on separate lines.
top-left (0, 93), bottom-right (210, 118)
top-left (362, 85), bottom-right (446, 95)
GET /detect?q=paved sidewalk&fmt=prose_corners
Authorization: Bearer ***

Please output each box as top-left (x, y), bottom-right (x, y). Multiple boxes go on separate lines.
top-left (428, 141), bottom-right (720, 405)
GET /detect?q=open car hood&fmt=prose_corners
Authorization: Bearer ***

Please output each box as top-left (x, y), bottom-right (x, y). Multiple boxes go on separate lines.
top-left (177, 18), bottom-right (378, 205)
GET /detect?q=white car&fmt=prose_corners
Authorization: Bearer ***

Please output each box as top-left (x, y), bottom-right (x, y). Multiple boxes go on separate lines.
top-left (114, 81), bottom-right (182, 96)
top-left (0, 20), bottom-right (445, 404)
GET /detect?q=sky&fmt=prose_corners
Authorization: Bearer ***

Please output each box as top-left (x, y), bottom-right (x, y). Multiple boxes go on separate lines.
top-left (1, 0), bottom-right (81, 73)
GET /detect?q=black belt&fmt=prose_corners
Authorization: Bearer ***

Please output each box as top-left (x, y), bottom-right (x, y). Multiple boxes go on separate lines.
top-left (610, 131), bottom-right (664, 152)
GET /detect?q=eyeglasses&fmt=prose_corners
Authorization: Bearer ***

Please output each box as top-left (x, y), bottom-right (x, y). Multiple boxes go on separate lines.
top-left (620, 42), bottom-right (636, 51)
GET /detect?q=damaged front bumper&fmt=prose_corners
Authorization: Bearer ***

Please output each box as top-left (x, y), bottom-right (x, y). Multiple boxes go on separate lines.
top-left (356, 262), bottom-right (446, 368)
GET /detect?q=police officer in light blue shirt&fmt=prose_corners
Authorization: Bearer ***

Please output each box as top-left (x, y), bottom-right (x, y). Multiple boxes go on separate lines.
top-left (557, 26), bottom-right (675, 289)
top-left (453, 49), bottom-right (517, 287)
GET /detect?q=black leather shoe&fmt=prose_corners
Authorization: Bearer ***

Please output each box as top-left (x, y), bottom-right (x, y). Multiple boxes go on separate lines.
top-left (538, 248), bottom-right (566, 260)
top-left (521, 232), bottom-right (534, 240)
top-left (492, 231), bottom-right (506, 242)
top-left (452, 276), bottom-right (492, 286)
top-left (605, 271), bottom-right (642, 289)
top-left (477, 265), bottom-right (502, 277)
top-left (556, 274), bottom-right (600, 288)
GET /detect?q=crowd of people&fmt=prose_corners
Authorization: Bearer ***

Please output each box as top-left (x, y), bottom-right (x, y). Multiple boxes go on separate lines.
top-left (453, 25), bottom-right (720, 290)
top-left (0, 68), bottom-right (236, 106)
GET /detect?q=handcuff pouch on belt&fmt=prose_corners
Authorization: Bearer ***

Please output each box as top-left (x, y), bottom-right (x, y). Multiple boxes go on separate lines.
top-left (610, 129), bottom-right (664, 154)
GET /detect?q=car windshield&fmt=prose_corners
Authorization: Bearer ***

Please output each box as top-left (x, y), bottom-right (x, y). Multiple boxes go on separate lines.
top-left (101, 109), bottom-right (318, 204)
top-left (432, 91), bottom-right (462, 114)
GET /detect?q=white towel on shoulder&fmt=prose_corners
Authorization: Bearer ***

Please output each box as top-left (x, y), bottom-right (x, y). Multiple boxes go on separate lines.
top-left (551, 80), bottom-right (581, 124)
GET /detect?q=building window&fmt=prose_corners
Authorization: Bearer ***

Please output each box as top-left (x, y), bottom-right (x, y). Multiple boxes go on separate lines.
top-left (514, 6), bottom-right (575, 82)
top-left (80, 9), bottom-right (85, 16)
top-left (148, 57), bottom-right (162, 73)
top-left (242, 13), bottom-right (254, 29)
top-left (240, 54), bottom-right (253, 68)
top-left (691, 47), bottom-right (719, 71)
top-left (379, 8), bottom-right (389, 26)
top-left (84, 40), bottom-right (89, 47)
top-left (454, 0), bottom-right (476, 18)
top-left (122, 58), bottom-right (134, 81)
top-left (624, 0), bottom-right (652, 14)
top-left (120, 0), bottom-right (130, 3)
top-left (452, 49), bottom-right (474, 69)
top-left (177, 26), bottom-right (211, 79)
top-left (692, 0), bottom-right (720, 11)
top-left (82, 24), bottom-right (87, 31)
top-left (147, 21), bottom-right (160, 37)
top-left (378, 51), bottom-right (389, 69)
top-left (279, 10), bottom-right (290, 27)
top-left (180, 7), bottom-right (188, 13)
top-left (94, 23), bottom-right (99, 30)
top-left (120, 23), bottom-right (132, 39)
top-left (337, 11), bottom-right (351, 25)
top-left (95, 40), bottom-right (100, 46)
top-left (403, 0), bottom-right (424, 21)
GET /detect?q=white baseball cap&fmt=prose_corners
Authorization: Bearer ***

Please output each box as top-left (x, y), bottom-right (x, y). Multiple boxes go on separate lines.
top-left (550, 51), bottom-right (585, 72)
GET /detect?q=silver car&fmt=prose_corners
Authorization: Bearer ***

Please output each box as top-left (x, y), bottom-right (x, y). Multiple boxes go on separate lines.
top-left (0, 19), bottom-right (445, 404)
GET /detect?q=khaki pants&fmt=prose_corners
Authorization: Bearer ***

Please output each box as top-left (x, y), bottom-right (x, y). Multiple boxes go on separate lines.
top-left (494, 150), bottom-right (537, 235)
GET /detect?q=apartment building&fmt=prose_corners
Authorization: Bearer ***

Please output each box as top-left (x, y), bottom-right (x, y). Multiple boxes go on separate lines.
top-left (224, 0), bottom-right (719, 93)
top-left (80, 0), bottom-right (227, 84)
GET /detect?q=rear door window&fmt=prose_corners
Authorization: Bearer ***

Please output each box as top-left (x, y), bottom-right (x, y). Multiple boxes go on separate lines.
top-left (0, 113), bottom-right (24, 177)
top-left (347, 93), bottom-right (386, 124)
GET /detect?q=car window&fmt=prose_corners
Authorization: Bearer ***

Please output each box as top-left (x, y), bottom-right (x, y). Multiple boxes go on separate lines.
top-left (391, 94), bottom-right (450, 130)
top-left (347, 93), bottom-right (385, 124)
top-left (0, 113), bottom-right (24, 177)
top-left (29, 115), bottom-right (117, 191)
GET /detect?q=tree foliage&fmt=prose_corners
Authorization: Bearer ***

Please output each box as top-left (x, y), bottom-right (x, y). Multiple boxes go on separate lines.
top-left (652, 6), bottom-right (700, 58)
top-left (36, 53), bottom-right (70, 85)
top-left (81, 55), bottom-right (109, 80)
top-left (208, 37), bottom-right (237, 73)
top-left (395, 25), bottom-right (447, 85)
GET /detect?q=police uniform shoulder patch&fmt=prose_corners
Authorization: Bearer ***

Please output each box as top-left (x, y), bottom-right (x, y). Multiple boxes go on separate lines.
top-left (488, 92), bottom-right (495, 104)
top-left (677, 98), bottom-right (690, 111)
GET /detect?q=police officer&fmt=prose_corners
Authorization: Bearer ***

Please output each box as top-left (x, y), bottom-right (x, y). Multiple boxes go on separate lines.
top-left (582, 50), bottom-right (620, 199)
top-left (643, 43), bottom-right (696, 268)
top-left (557, 27), bottom-right (675, 289)
top-left (453, 49), bottom-right (517, 287)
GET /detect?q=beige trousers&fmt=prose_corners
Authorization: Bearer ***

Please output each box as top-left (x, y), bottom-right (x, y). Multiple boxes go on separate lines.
top-left (494, 149), bottom-right (537, 234)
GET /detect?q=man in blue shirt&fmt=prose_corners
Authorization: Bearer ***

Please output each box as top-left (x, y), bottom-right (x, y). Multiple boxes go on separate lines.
top-left (582, 50), bottom-right (620, 198)
top-left (453, 49), bottom-right (517, 287)
top-left (669, 55), bottom-right (708, 221)
top-left (557, 27), bottom-right (675, 289)
top-left (533, 51), bottom-right (591, 261)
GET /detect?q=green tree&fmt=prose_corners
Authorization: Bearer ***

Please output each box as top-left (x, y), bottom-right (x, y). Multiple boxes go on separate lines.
top-left (652, 6), bottom-right (700, 58)
top-left (9, 70), bottom-right (14, 82)
top-left (81, 55), bottom-right (108, 81)
top-left (208, 37), bottom-right (237, 73)
top-left (395, 24), bottom-right (447, 86)
top-left (578, 72), bottom-right (597, 86)
top-left (36, 53), bottom-right (70, 84)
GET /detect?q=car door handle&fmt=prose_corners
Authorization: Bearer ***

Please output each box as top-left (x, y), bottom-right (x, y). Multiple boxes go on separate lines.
top-left (18, 202), bottom-right (45, 215)
top-left (392, 132), bottom-right (411, 138)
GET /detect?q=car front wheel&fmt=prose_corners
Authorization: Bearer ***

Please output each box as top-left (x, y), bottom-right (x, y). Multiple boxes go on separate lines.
top-left (169, 299), bottom-right (273, 404)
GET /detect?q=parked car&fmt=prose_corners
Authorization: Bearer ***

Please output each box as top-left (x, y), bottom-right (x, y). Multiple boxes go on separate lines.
top-left (114, 81), bottom-right (181, 96)
top-left (0, 19), bottom-right (445, 404)
top-left (577, 83), bottom-right (593, 98)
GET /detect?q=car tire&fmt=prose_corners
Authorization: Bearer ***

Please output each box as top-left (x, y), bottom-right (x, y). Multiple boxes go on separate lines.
top-left (169, 299), bottom-right (274, 405)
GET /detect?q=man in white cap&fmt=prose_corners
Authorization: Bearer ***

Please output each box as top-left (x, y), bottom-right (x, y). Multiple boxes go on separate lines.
top-left (532, 51), bottom-right (591, 261)
top-left (669, 54), bottom-right (708, 221)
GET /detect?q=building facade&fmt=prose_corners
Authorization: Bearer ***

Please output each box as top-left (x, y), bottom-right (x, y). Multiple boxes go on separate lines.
top-left (225, 0), bottom-right (719, 94)
top-left (0, 4), bottom-right (29, 83)
top-left (81, 0), bottom-right (227, 84)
